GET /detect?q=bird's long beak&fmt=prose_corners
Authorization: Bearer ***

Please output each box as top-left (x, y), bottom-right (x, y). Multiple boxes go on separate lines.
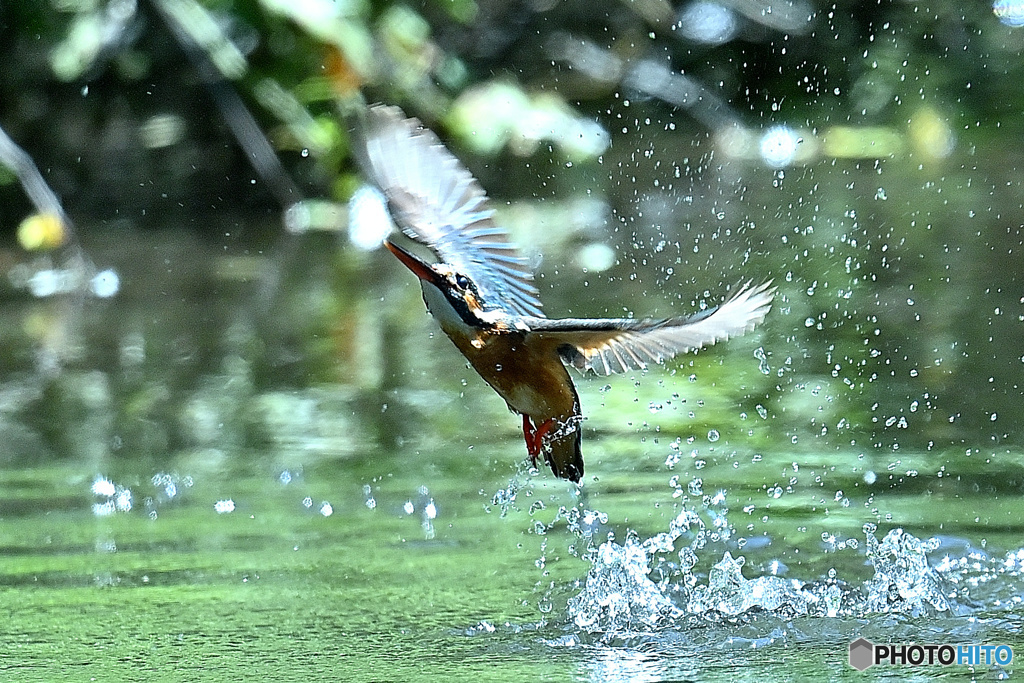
top-left (385, 239), bottom-right (445, 287)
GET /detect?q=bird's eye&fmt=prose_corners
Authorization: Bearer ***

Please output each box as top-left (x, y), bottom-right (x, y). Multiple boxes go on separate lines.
top-left (455, 274), bottom-right (471, 290)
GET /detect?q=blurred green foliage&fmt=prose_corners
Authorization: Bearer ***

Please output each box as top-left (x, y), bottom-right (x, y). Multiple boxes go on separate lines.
top-left (2, 0), bottom-right (1021, 220)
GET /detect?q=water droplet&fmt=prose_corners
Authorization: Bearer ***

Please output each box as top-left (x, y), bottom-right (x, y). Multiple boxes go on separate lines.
top-left (92, 477), bottom-right (116, 497)
top-left (754, 346), bottom-right (771, 374)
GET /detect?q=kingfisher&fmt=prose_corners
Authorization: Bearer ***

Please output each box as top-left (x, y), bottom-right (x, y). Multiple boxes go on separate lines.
top-left (353, 104), bottom-right (775, 483)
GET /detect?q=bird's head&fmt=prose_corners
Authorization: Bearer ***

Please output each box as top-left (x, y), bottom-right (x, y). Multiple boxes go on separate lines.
top-left (385, 239), bottom-right (494, 326)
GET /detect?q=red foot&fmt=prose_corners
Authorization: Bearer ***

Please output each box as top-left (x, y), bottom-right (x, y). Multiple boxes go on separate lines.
top-left (522, 415), bottom-right (557, 469)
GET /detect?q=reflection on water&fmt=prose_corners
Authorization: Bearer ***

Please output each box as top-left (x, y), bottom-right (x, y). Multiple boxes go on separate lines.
top-left (2, 138), bottom-right (1024, 679)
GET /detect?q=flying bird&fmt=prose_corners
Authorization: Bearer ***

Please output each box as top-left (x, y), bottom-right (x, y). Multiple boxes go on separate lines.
top-left (353, 104), bottom-right (774, 483)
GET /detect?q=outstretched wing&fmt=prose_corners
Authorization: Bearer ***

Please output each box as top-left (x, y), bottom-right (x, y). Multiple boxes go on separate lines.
top-left (353, 104), bottom-right (544, 317)
top-left (523, 281), bottom-right (775, 376)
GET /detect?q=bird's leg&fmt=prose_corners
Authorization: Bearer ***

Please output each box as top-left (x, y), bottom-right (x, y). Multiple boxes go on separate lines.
top-left (532, 418), bottom-right (556, 445)
top-left (522, 415), bottom-right (557, 469)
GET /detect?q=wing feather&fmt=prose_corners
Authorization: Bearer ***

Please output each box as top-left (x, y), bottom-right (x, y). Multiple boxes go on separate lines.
top-left (525, 281), bottom-right (776, 376)
top-left (353, 104), bottom-right (545, 317)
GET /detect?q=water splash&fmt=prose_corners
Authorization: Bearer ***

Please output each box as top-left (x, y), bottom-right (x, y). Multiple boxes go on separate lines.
top-left (566, 514), bottom-right (983, 635)
top-left (500, 461), bottom-right (1012, 637)
top-left (688, 552), bottom-right (816, 618)
top-left (568, 531), bottom-right (683, 632)
top-left (862, 526), bottom-right (959, 616)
